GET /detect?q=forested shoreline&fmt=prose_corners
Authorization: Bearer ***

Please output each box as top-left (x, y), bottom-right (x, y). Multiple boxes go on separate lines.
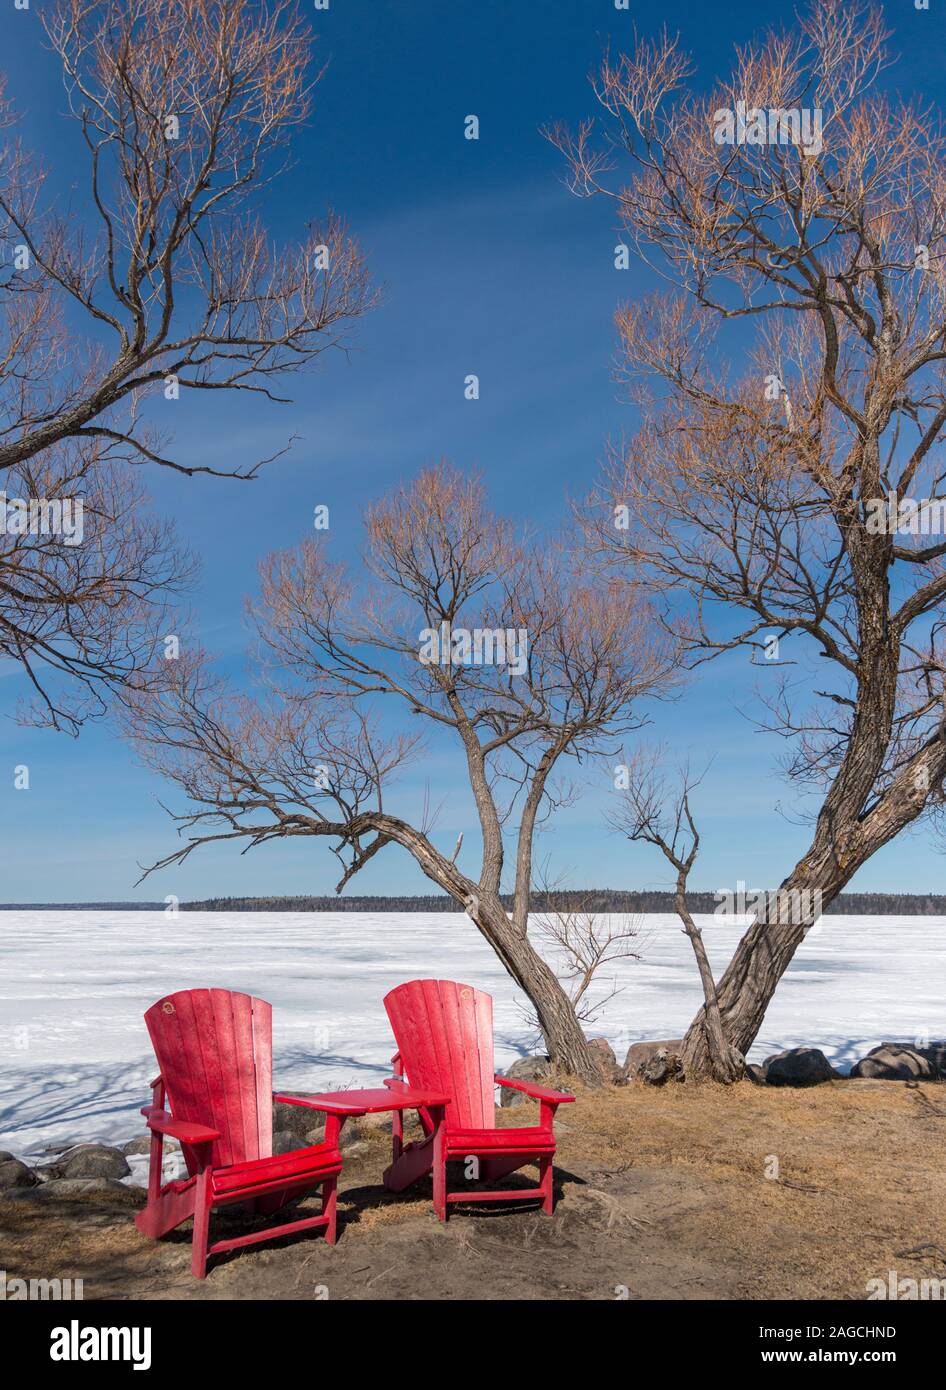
top-left (186, 890), bottom-right (946, 915)
top-left (5, 889), bottom-right (946, 915)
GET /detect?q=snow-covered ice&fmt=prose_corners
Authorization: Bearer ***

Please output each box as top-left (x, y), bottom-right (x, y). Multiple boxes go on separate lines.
top-left (0, 910), bottom-right (942, 1177)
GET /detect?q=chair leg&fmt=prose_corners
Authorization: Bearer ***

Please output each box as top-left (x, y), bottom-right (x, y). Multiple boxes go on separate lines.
top-left (391, 1106), bottom-right (403, 1167)
top-left (432, 1124), bottom-right (447, 1221)
top-left (191, 1168), bottom-right (212, 1279)
top-left (322, 1174), bottom-right (338, 1245)
top-left (146, 1129), bottom-right (164, 1205)
top-left (539, 1155), bottom-right (553, 1215)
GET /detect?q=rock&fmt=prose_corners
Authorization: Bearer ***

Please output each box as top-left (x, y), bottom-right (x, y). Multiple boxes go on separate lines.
top-left (0, 1158), bottom-right (39, 1189)
top-left (0, 1151), bottom-right (13, 1162)
top-left (279, 1121), bottom-right (366, 1155)
top-left (339, 1123), bottom-right (364, 1152)
top-left (745, 1063), bottom-right (767, 1086)
top-left (587, 1037), bottom-right (620, 1082)
top-left (501, 1091), bottom-right (534, 1110)
top-left (272, 1129), bottom-right (302, 1155)
top-left (339, 1140), bottom-right (369, 1160)
top-left (918, 1041), bottom-right (946, 1076)
top-left (498, 1055), bottom-right (550, 1108)
top-left (272, 1097), bottom-right (318, 1140)
top-left (622, 1040), bottom-right (682, 1081)
top-left (357, 1110), bottom-right (391, 1133)
top-left (850, 1044), bottom-right (935, 1081)
top-left (28, 1177), bottom-right (129, 1200)
top-left (48, 1144), bottom-right (131, 1181)
top-left (762, 1047), bottom-right (839, 1087)
top-left (505, 1055), bottom-right (552, 1080)
top-left (300, 1120), bottom-right (363, 1151)
top-left (121, 1136), bottom-right (153, 1156)
top-left (639, 1048), bottom-right (683, 1086)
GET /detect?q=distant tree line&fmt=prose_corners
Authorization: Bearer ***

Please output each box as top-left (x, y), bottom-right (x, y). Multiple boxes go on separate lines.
top-left (179, 890), bottom-right (946, 917)
top-left (5, 890), bottom-right (946, 915)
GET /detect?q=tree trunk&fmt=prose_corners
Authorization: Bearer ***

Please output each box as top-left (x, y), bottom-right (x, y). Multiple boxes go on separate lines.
top-left (675, 890), bottom-right (744, 1083)
top-left (473, 896), bottom-right (604, 1087)
top-left (680, 786), bottom-right (929, 1075)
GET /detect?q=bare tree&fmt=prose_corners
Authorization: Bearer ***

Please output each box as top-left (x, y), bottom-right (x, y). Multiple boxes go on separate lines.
top-left (125, 465), bottom-right (679, 1085)
top-left (611, 750), bottom-right (744, 1083)
top-left (552, 0), bottom-right (946, 1074)
top-left (531, 869), bottom-right (641, 1027)
top-left (0, 0), bottom-right (372, 726)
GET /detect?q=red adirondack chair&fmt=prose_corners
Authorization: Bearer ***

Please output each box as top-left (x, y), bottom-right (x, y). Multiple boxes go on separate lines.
top-left (135, 988), bottom-right (343, 1278)
top-left (382, 978), bottom-right (575, 1219)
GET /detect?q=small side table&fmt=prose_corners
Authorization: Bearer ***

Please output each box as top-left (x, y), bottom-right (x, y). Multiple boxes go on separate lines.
top-left (274, 1084), bottom-right (449, 1198)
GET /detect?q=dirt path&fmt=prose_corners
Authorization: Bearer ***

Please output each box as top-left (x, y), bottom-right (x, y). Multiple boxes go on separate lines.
top-left (3, 1080), bottom-right (945, 1300)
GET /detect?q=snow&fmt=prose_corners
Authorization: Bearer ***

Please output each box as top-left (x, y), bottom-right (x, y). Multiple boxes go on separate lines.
top-left (0, 910), bottom-right (942, 1181)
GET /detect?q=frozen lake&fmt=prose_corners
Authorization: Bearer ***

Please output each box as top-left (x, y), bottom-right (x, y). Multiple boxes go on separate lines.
top-left (0, 910), bottom-right (943, 1169)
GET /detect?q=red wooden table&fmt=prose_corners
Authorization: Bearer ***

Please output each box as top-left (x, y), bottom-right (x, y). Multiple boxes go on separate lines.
top-left (274, 1084), bottom-right (449, 1195)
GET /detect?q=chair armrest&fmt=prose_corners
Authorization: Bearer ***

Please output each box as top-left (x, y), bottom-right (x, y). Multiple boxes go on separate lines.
top-left (494, 1075), bottom-right (576, 1104)
top-left (146, 1111), bottom-right (220, 1144)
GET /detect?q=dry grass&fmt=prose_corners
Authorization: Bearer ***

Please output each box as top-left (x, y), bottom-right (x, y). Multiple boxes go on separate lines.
top-left (553, 1077), bottom-right (946, 1298)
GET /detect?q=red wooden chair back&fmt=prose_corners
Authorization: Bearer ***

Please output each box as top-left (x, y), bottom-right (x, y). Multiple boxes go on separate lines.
top-left (144, 988), bottom-right (273, 1173)
top-left (384, 979), bottom-right (495, 1130)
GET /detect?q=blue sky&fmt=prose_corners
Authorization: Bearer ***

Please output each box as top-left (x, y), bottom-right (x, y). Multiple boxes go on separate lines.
top-left (2, 0), bottom-right (945, 903)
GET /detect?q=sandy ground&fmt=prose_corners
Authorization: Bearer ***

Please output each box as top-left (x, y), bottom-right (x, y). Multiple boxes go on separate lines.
top-left (3, 1078), bottom-right (945, 1301)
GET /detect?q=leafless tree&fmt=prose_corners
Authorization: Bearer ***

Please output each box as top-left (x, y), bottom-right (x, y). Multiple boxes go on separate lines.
top-left (531, 869), bottom-right (642, 1026)
top-left (0, 1), bottom-right (372, 727)
top-left (611, 750), bottom-right (744, 1082)
top-left (125, 465), bottom-right (679, 1084)
top-left (552, 0), bottom-right (946, 1074)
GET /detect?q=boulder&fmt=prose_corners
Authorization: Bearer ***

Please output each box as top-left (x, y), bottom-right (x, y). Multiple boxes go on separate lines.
top-left (301, 1120), bottom-right (364, 1152)
top-left (47, 1144), bottom-right (131, 1181)
top-left (621, 1039), bottom-right (682, 1082)
top-left (339, 1123), bottom-right (365, 1152)
top-left (504, 1055), bottom-right (552, 1081)
top-left (639, 1048), bottom-right (683, 1086)
top-left (587, 1037), bottom-right (620, 1082)
top-left (272, 1097), bottom-right (318, 1140)
top-left (277, 1122), bottom-right (366, 1155)
top-left (918, 1041), bottom-right (946, 1076)
top-left (121, 1136), bottom-right (153, 1156)
top-left (850, 1044), bottom-right (935, 1081)
top-left (28, 1177), bottom-right (129, 1200)
top-left (745, 1063), bottom-right (767, 1086)
top-left (357, 1110), bottom-right (391, 1133)
top-left (339, 1140), bottom-right (369, 1160)
top-left (0, 1157), bottom-right (39, 1189)
top-left (762, 1047), bottom-right (839, 1087)
top-left (498, 1055), bottom-right (551, 1108)
top-left (272, 1129), bottom-right (303, 1155)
